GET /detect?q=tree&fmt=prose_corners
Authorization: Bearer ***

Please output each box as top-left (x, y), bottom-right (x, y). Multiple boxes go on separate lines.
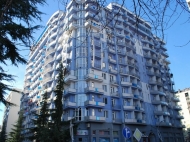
top-left (6, 112), bottom-right (24, 142)
top-left (0, 0), bottom-right (46, 106)
top-left (48, 63), bottom-right (77, 142)
top-left (50, 63), bottom-right (66, 142)
top-left (29, 91), bottom-right (51, 142)
top-left (0, 121), bottom-right (7, 142)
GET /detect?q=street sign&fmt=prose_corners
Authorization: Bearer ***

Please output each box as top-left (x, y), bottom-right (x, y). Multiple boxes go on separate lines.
top-left (133, 128), bottom-right (142, 142)
top-left (122, 127), bottom-right (131, 139)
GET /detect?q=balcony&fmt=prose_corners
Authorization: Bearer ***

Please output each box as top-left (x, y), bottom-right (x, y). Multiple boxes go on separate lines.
top-left (63, 116), bottom-right (73, 121)
top-left (161, 52), bottom-right (169, 57)
top-left (115, 24), bottom-right (123, 29)
top-left (44, 57), bottom-right (54, 66)
top-left (43, 76), bottom-right (52, 84)
top-left (150, 90), bottom-right (166, 96)
top-left (112, 119), bottom-right (122, 124)
top-left (92, 63), bottom-right (101, 69)
top-left (173, 106), bottom-right (182, 110)
top-left (121, 81), bottom-right (132, 86)
top-left (126, 52), bottom-right (135, 59)
top-left (85, 12), bottom-right (99, 22)
top-left (117, 41), bottom-right (125, 47)
top-left (85, 116), bottom-right (105, 122)
top-left (172, 97), bottom-right (180, 102)
top-left (69, 14), bottom-right (78, 21)
top-left (134, 106), bottom-right (144, 111)
top-left (85, 74), bottom-right (103, 82)
top-left (110, 80), bottom-right (118, 86)
top-left (64, 73), bottom-right (77, 83)
top-left (126, 44), bottom-right (135, 51)
top-left (85, 21), bottom-right (100, 30)
top-left (108, 58), bottom-right (117, 63)
top-left (64, 88), bottom-right (76, 96)
top-left (122, 93), bottom-right (133, 98)
top-left (46, 49), bottom-right (55, 56)
top-left (109, 68), bottom-right (117, 74)
top-left (118, 60), bottom-right (127, 65)
top-left (107, 40), bottom-right (115, 45)
top-left (176, 115), bottom-right (184, 119)
top-left (68, 22), bottom-right (78, 31)
top-left (149, 80), bottom-right (163, 86)
top-left (131, 83), bottom-right (141, 89)
top-left (111, 105), bottom-right (121, 110)
top-left (119, 70), bottom-right (129, 76)
top-left (69, 6), bottom-right (78, 13)
top-left (154, 110), bottom-right (170, 116)
top-left (123, 105), bottom-right (135, 110)
top-left (152, 100), bottom-right (168, 106)
top-left (133, 94), bottom-right (143, 100)
top-left (156, 121), bottom-right (172, 127)
top-left (85, 87), bottom-right (104, 94)
top-left (164, 59), bottom-right (171, 64)
top-left (108, 48), bottom-right (116, 53)
top-left (64, 101), bottom-right (76, 109)
top-left (127, 61), bottom-right (138, 69)
top-left (110, 92), bottom-right (119, 97)
top-left (125, 119), bottom-right (146, 125)
top-left (43, 67), bottom-right (53, 75)
top-left (85, 4), bottom-right (98, 12)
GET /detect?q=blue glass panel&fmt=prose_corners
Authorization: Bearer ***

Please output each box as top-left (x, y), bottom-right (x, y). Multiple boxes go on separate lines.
top-left (126, 36), bottom-right (130, 39)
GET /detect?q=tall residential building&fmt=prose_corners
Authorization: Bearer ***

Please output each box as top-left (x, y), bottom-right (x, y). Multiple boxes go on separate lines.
top-left (176, 88), bottom-right (190, 129)
top-left (2, 90), bottom-right (22, 137)
top-left (21, 1), bottom-right (184, 142)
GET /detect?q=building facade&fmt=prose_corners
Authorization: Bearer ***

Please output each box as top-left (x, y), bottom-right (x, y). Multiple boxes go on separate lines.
top-left (176, 88), bottom-right (190, 130)
top-left (21, 1), bottom-right (184, 142)
top-left (2, 90), bottom-right (22, 137)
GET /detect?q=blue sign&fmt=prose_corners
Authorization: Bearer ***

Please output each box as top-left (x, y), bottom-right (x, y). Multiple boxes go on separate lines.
top-left (122, 127), bottom-right (131, 139)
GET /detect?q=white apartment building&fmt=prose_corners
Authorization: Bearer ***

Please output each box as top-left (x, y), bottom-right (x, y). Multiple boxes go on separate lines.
top-left (176, 88), bottom-right (190, 129)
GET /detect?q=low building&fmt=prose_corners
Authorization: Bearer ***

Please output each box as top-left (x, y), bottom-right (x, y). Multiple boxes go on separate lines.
top-left (2, 89), bottom-right (22, 137)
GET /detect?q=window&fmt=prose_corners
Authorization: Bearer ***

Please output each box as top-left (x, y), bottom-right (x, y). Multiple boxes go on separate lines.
top-left (113, 131), bottom-right (119, 135)
top-left (104, 111), bottom-right (108, 118)
top-left (92, 130), bottom-right (96, 135)
top-left (92, 82), bottom-right (94, 87)
top-left (111, 87), bottom-right (114, 93)
top-left (103, 98), bottom-right (107, 104)
top-left (112, 111), bottom-right (116, 119)
top-left (111, 99), bottom-right (115, 106)
top-left (92, 109), bottom-right (95, 116)
top-left (121, 77), bottom-right (124, 81)
top-left (78, 138), bottom-right (82, 141)
top-left (102, 62), bottom-right (105, 67)
top-left (110, 75), bottom-right (114, 81)
top-left (185, 93), bottom-right (189, 97)
top-left (92, 95), bottom-right (94, 101)
top-left (122, 88), bottom-right (125, 93)
top-left (102, 73), bottom-right (106, 79)
top-left (103, 85), bottom-right (107, 92)
top-left (125, 112), bottom-right (128, 118)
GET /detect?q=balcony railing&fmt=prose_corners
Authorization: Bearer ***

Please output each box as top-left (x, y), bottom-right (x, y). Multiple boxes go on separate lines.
top-left (85, 116), bottom-right (105, 122)
top-left (125, 118), bottom-right (146, 125)
top-left (85, 73), bottom-right (103, 82)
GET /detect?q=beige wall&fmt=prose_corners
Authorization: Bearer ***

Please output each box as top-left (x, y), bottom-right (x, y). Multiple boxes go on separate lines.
top-left (3, 90), bottom-right (22, 136)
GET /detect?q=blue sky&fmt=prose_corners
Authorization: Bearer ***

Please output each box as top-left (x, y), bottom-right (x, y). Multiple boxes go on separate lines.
top-left (0, 0), bottom-right (190, 124)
